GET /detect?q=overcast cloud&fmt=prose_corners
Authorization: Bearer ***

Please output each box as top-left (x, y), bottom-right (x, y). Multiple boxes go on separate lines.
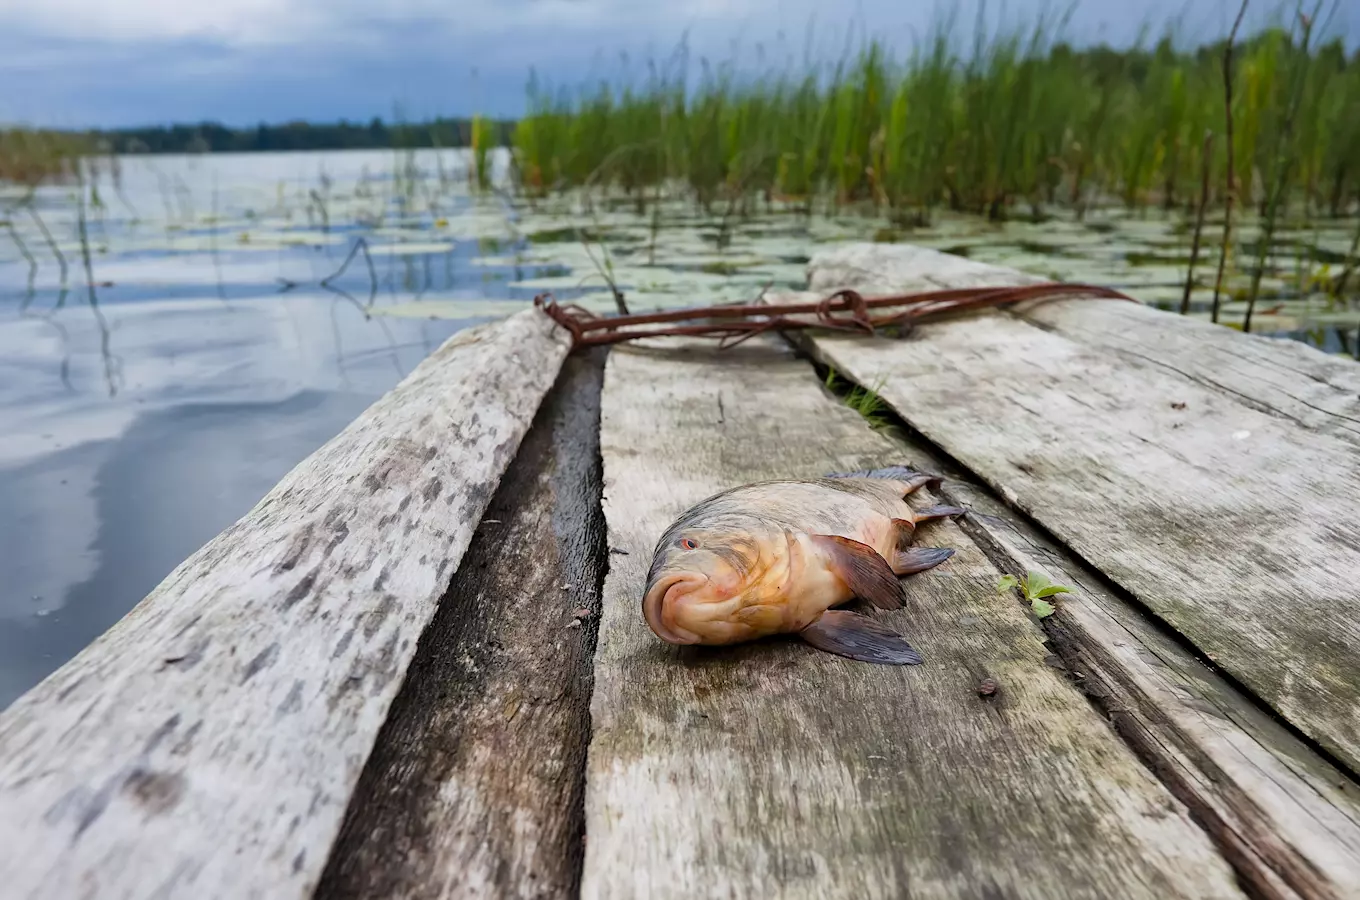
top-left (0, 0), bottom-right (1352, 128)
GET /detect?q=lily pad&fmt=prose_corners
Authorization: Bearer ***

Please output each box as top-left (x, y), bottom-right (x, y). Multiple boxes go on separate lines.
top-left (372, 242), bottom-right (456, 256)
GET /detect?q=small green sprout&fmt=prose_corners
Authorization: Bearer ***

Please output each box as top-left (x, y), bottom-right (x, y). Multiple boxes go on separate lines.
top-left (996, 571), bottom-right (1073, 619)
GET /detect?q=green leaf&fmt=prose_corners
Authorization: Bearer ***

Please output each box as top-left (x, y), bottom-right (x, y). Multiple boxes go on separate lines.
top-left (1031, 598), bottom-right (1056, 619)
top-left (1034, 584), bottom-right (1073, 598)
top-left (1023, 571), bottom-right (1052, 597)
top-left (995, 575), bottom-right (1018, 594)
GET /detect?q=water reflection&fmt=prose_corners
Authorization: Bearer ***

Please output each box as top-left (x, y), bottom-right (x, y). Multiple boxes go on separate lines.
top-left (0, 149), bottom-right (516, 708)
top-left (0, 290), bottom-right (477, 707)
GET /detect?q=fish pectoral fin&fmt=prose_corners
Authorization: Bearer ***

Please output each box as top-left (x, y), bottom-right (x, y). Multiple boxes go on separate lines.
top-left (912, 504), bottom-right (967, 524)
top-left (894, 546), bottom-right (956, 575)
top-left (799, 610), bottom-right (923, 665)
top-left (809, 534), bottom-right (905, 610)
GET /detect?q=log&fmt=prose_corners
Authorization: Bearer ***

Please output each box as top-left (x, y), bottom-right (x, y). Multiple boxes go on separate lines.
top-left (581, 335), bottom-right (1243, 899)
top-left (316, 350), bottom-right (607, 900)
top-left (0, 308), bottom-right (571, 899)
top-left (802, 243), bottom-right (1360, 774)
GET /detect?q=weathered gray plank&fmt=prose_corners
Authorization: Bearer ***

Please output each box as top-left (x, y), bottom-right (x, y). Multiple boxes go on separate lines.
top-left (811, 243), bottom-right (1360, 444)
top-left (316, 350), bottom-right (607, 900)
top-left (0, 308), bottom-right (571, 899)
top-left (950, 477), bottom-right (1360, 900)
top-left (582, 336), bottom-right (1243, 900)
top-left (800, 242), bottom-right (1360, 775)
top-left (842, 416), bottom-right (1360, 899)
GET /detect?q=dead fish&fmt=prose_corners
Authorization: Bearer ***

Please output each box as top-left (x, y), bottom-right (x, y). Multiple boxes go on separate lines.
top-left (642, 465), bottom-right (964, 665)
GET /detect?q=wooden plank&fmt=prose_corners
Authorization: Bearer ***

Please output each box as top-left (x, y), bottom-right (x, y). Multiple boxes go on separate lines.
top-left (799, 243), bottom-right (1360, 774)
top-left (0, 309), bottom-right (572, 900)
top-left (810, 243), bottom-right (1360, 445)
top-left (315, 350), bottom-right (607, 900)
top-left (838, 416), bottom-right (1360, 899)
top-left (582, 336), bottom-right (1244, 900)
top-left (950, 479), bottom-right (1360, 900)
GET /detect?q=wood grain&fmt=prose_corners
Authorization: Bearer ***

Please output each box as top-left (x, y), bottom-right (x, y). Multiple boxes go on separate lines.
top-left (948, 477), bottom-right (1360, 900)
top-left (581, 335), bottom-right (1243, 900)
top-left (821, 415), bottom-right (1360, 900)
top-left (316, 350), bottom-right (607, 900)
top-left (0, 309), bottom-right (571, 900)
top-left (802, 242), bottom-right (1360, 775)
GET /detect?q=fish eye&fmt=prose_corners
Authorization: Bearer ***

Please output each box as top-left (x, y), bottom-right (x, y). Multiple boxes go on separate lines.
top-left (678, 538), bottom-right (699, 550)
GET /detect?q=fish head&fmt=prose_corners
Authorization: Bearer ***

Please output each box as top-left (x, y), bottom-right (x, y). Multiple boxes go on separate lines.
top-left (642, 513), bottom-right (782, 645)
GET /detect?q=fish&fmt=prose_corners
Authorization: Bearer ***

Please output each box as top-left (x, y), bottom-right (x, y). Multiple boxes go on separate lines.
top-left (642, 465), bottom-right (965, 665)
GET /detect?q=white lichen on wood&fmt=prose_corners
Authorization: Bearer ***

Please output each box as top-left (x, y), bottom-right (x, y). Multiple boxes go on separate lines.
top-left (0, 309), bottom-right (570, 900)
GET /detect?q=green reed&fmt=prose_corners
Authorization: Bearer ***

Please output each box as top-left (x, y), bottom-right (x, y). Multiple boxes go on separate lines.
top-left (509, 10), bottom-right (1359, 224)
top-left (0, 128), bottom-right (89, 188)
top-left (470, 115), bottom-right (496, 191)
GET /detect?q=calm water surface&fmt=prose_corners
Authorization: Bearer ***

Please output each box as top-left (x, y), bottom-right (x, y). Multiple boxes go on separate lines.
top-left (0, 149), bottom-right (555, 707)
top-left (3, 148), bottom-right (1356, 708)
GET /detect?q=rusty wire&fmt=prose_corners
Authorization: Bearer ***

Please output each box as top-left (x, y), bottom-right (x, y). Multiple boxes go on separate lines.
top-left (533, 281), bottom-right (1137, 349)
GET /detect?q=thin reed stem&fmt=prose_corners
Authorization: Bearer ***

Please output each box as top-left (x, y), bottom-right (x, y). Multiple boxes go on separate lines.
top-left (1211, 0), bottom-right (1249, 325)
top-left (1181, 131), bottom-right (1215, 316)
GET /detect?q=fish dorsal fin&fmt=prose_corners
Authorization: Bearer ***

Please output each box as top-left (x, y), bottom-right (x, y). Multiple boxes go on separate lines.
top-left (823, 465), bottom-right (943, 498)
top-left (800, 610), bottom-right (923, 665)
top-left (808, 534), bottom-right (905, 610)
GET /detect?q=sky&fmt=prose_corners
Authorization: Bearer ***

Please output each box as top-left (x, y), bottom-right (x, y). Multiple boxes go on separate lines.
top-left (0, 0), bottom-right (1353, 129)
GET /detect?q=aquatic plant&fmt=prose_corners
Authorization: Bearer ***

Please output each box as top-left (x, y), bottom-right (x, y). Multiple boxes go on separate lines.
top-left (509, 7), bottom-right (1359, 225)
top-left (0, 128), bottom-right (89, 187)
top-left (470, 115), bottom-right (495, 191)
top-left (1245, 5), bottom-right (1324, 332)
top-left (1211, 0), bottom-right (1250, 325)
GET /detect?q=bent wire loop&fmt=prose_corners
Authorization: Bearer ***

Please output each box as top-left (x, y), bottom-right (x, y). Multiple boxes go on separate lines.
top-left (533, 281), bottom-right (1135, 349)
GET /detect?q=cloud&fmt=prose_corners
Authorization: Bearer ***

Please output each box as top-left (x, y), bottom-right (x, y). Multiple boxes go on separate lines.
top-left (0, 0), bottom-right (1353, 128)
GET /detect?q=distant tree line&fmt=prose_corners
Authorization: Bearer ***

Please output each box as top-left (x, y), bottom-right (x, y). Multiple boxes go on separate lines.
top-left (87, 117), bottom-right (517, 154)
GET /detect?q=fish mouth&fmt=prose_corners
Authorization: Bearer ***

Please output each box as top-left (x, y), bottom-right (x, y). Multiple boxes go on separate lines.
top-left (642, 573), bottom-right (708, 645)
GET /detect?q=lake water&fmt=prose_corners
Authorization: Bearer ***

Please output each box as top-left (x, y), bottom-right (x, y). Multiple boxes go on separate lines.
top-left (0, 149), bottom-right (542, 707)
top-left (1, 148), bottom-right (1356, 709)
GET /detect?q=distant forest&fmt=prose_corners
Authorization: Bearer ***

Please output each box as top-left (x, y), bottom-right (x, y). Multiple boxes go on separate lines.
top-left (89, 117), bottom-right (516, 154)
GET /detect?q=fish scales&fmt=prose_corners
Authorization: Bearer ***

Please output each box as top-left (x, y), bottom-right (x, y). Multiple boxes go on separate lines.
top-left (642, 469), bottom-right (966, 664)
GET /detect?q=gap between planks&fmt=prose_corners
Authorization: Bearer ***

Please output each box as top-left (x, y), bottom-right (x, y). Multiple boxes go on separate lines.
top-left (0, 308), bottom-right (572, 900)
top-left (581, 334), bottom-right (1244, 900)
top-left (315, 350), bottom-right (609, 900)
top-left (804, 352), bottom-right (1360, 900)
top-left (797, 242), bottom-right (1360, 778)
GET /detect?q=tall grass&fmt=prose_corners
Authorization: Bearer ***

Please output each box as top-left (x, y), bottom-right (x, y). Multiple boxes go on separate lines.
top-left (509, 13), bottom-right (1360, 224)
top-left (0, 129), bottom-right (89, 188)
top-left (470, 115), bottom-right (496, 191)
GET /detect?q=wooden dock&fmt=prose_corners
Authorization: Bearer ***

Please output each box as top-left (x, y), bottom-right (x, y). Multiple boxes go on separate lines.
top-left (2, 243), bottom-right (1358, 900)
